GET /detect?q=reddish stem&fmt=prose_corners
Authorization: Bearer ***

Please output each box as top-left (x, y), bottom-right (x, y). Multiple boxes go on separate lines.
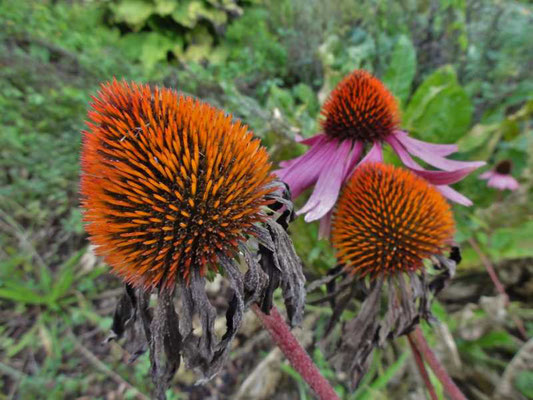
top-left (407, 335), bottom-right (438, 400)
top-left (252, 305), bottom-right (340, 400)
top-left (409, 327), bottom-right (467, 400)
top-left (468, 237), bottom-right (508, 302)
top-left (468, 237), bottom-right (528, 340)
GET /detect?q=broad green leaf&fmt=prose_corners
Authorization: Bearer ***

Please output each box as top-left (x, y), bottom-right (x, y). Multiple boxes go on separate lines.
top-left (112, 0), bottom-right (154, 29)
top-left (172, 1), bottom-right (227, 28)
top-left (456, 123), bottom-right (498, 153)
top-left (171, 0), bottom-right (197, 28)
top-left (404, 65), bottom-right (458, 126)
top-left (404, 66), bottom-right (472, 143)
top-left (139, 32), bottom-right (178, 71)
top-left (383, 35), bottom-right (416, 105)
top-left (154, 0), bottom-right (176, 15)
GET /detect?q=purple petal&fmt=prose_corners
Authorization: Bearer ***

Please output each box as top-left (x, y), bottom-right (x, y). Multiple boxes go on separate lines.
top-left (414, 169), bottom-right (482, 185)
top-left (386, 135), bottom-right (480, 185)
top-left (299, 133), bottom-right (327, 146)
top-left (275, 135), bottom-right (335, 198)
top-left (293, 133), bottom-right (304, 142)
top-left (359, 141), bottom-right (384, 165)
top-left (342, 141), bottom-right (364, 180)
top-left (318, 211), bottom-right (333, 239)
top-left (479, 171), bottom-right (493, 180)
top-left (488, 174), bottom-right (520, 191)
top-left (298, 139), bottom-right (353, 221)
top-left (394, 130), bottom-right (457, 156)
top-left (436, 185), bottom-right (473, 206)
top-left (394, 131), bottom-right (485, 172)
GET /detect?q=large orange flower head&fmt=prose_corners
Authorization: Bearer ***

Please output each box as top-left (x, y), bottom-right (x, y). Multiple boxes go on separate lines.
top-left (331, 163), bottom-right (455, 277)
top-left (321, 70), bottom-right (400, 142)
top-left (81, 80), bottom-right (274, 289)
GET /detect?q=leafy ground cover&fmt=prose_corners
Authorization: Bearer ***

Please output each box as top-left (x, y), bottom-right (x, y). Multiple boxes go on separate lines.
top-left (1, 0), bottom-right (532, 399)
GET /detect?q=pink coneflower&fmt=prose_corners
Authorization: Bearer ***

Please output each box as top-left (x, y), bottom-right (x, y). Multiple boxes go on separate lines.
top-left (479, 160), bottom-right (520, 191)
top-left (276, 70), bottom-right (485, 235)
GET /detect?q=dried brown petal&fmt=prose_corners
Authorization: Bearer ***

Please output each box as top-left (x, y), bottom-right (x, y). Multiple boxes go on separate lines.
top-left (105, 180), bottom-right (306, 399)
top-left (316, 247), bottom-right (461, 389)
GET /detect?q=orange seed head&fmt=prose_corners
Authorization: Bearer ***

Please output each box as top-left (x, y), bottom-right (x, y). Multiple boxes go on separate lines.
top-left (331, 163), bottom-right (455, 277)
top-left (81, 80), bottom-right (274, 289)
top-left (321, 70), bottom-right (400, 142)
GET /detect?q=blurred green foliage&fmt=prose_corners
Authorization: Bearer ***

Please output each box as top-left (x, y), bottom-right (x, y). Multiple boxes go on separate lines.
top-left (1, 0), bottom-right (532, 399)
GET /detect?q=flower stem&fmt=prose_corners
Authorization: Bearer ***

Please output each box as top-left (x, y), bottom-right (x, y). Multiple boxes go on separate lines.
top-left (252, 304), bottom-right (340, 400)
top-left (468, 237), bottom-right (528, 340)
top-left (409, 327), bottom-right (467, 400)
top-left (407, 334), bottom-right (438, 400)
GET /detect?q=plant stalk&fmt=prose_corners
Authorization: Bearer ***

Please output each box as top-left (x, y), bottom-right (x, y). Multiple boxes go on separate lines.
top-left (252, 304), bottom-right (340, 400)
top-left (409, 327), bottom-right (467, 400)
top-left (407, 334), bottom-right (438, 400)
top-left (468, 237), bottom-right (528, 340)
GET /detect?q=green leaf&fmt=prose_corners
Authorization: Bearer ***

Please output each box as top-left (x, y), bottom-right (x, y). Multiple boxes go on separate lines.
top-left (404, 66), bottom-right (472, 143)
top-left (112, 0), bottom-right (154, 29)
top-left (0, 285), bottom-right (44, 305)
top-left (49, 250), bottom-right (83, 304)
top-left (154, 0), bottom-right (176, 15)
top-left (383, 35), bottom-right (416, 105)
top-left (515, 371), bottom-right (533, 399)
top-left (357, 352), bottom-right (409, 400)
top-left (456, 123), bottom-right (498, 153)
top-left (141, 32), bottom-right (177, 71)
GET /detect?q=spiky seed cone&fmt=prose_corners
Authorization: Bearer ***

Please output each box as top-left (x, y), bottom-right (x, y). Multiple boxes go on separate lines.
top-left (331, 163), bottom-right (455, 277)
top-left (81, 80), bottom-right (274, 289)
top-left (321, 70), bottom-right (400, 142)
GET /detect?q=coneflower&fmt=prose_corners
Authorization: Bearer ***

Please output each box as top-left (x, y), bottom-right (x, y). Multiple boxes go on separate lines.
top-left (313, 163), bottom-right (465, 399)
top-left (80, 80), bottom-right (307, 399)
top-left (276, 70), bottom-right (484, 236)
top-left (479, 160), bottom-right (520, 191)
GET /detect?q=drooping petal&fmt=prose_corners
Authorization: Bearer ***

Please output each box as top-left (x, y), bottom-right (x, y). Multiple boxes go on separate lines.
top-left (342, 141), bottom-right (364, 179)
top-left (386, 135), bottom-right (479, 185)
top-left (299, 133), bottom-right (327, 146)
top-left (312, 142), bottom-right (363, 239)
top-left (435, 185), bottom-right (473, 206)
top-left (394, 130), bottom-right (457, 156)
top-left (359, 141), bottom-right (384, 165)
top-left (479, 171), bottom-right (494, 180)
top-left (393, 131), bottom-right (485, 172)
top-left (318, 210), bottom-right (333, 239)
top-left (298, 139), bottom-right (354, 222)
top-left (275, 134), bottom-right (336, 198)
top-left (488, 174), bottom-right (520, 191)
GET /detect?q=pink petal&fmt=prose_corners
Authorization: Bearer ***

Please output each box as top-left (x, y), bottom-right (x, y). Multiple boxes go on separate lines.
top-left (394, 131), bottom-right (485, 172)
top-left (275, 135), bottom-right (334, 198)
top-left (386, 135), bottom-right (480, 185)
top-left (488, 174), bottom-right (520, 191)
top-left (436, 185), bottom-right (473, 206)
top-left (299, 133), bottom-right (326, 146)
top-left (293, 133), bottom-right (304, 142)
top-left (479, 171), bottom-right (494, 180)
top-left (318, 211), bottom-right (333, 239)
top-left (342, 141), bottom-right (364, 180)
top-left (394, 130), bottom-right (457, 156)
top-left (298, 139), bottom-right (353, 222)
top-left (359, 141), bottom-right (384, 165)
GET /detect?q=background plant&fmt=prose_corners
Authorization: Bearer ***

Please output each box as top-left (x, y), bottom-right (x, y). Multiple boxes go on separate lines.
top-left (1, 0), bottom-right (532, 399)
